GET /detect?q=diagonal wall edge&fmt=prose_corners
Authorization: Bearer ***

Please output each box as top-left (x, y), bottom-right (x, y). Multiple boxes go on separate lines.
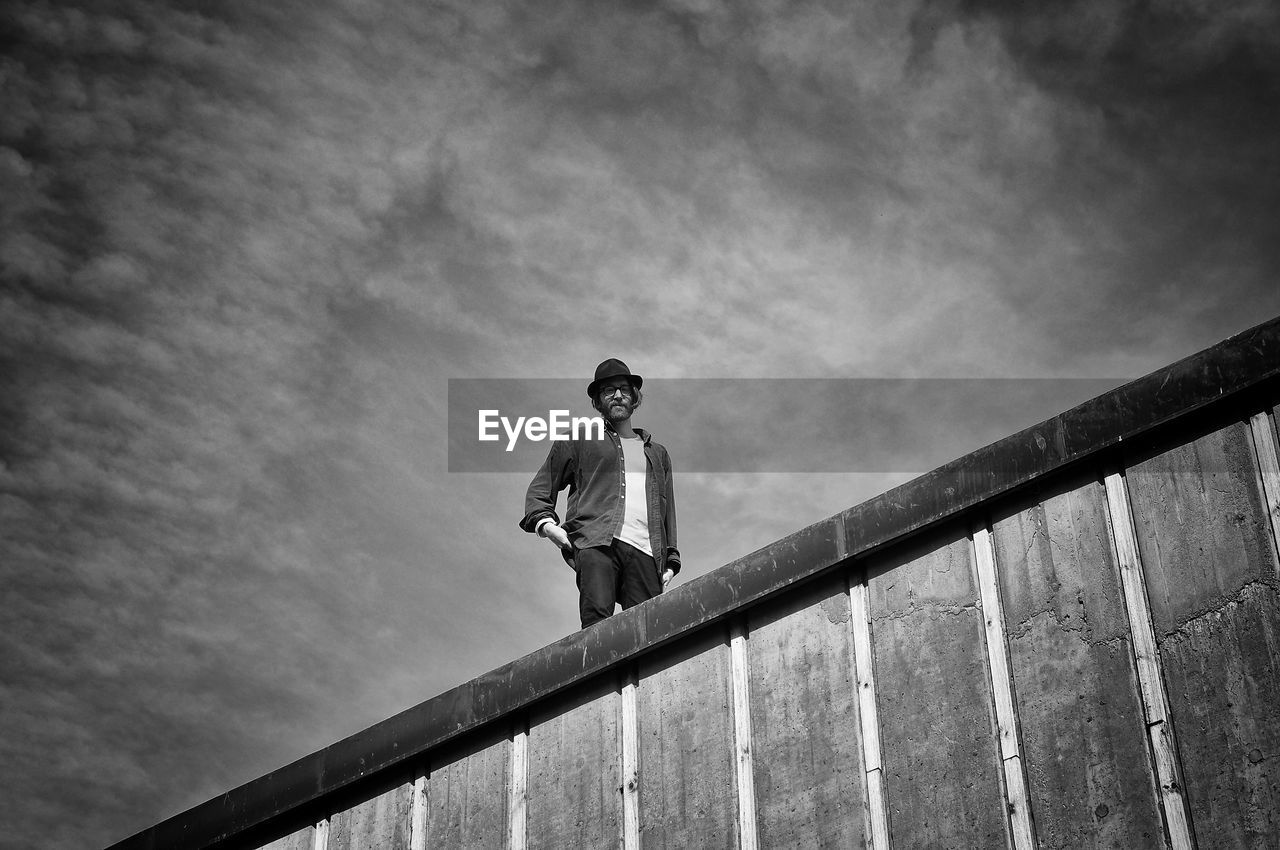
top-left (108, 315), bottom-right (1280, 850)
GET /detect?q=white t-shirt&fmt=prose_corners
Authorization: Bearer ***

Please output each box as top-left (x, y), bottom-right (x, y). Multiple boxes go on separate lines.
top-left (616, 435), bottom-right (652, 555)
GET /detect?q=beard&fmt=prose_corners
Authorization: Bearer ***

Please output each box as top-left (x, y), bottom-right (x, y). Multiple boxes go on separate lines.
top-left (603, 399), bottom-right (634, 423)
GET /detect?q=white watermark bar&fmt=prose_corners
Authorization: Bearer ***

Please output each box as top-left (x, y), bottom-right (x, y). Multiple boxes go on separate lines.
top-left (448, 378), bottom-right (1128, 473)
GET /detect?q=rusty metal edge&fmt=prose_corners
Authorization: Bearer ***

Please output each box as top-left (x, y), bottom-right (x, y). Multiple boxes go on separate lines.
top-left (106, 315), bottom-right (1280, 850)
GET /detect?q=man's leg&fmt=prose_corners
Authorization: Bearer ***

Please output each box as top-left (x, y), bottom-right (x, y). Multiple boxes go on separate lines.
top-left (614, 540), bottom-right (662, 611)
top-left (574, 546), bottom-right (619, 628)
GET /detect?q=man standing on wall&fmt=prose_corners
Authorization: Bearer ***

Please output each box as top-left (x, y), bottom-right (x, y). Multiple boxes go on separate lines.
top-left (520, 358), bottom-right (680, 629)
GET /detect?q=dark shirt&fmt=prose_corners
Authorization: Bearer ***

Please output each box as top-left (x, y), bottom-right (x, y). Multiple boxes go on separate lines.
top-left (520, 424), bottom-right (681, 575)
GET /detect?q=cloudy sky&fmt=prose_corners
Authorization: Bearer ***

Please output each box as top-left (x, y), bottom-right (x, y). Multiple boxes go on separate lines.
top-left (3, 1), bottom-right (1278, 847)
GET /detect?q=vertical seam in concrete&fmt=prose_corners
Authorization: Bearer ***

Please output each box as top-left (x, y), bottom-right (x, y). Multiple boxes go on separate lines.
top-left (1103, 468), bottom-right (1196, 850)
top-left (1248, 411), bottom-right (1280, 576)
top-left (619, 667), bottom-right (641, 850)
top-left (848, 566), bottom-right (891, 849)
top-left (410, 768), bottom-right (428, 850)
top-left (971, 524), bottom-right (1036, 850)
top-left (729, 620), bottom-right (759, 850)
top-left (312, 817), bottom-right (330, 850)
top-left (509, 719), bottom-right (528, 850)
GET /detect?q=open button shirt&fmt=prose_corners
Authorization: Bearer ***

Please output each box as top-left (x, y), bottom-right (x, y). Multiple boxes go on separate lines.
top-left (520, 422), bottom-right (680, 576)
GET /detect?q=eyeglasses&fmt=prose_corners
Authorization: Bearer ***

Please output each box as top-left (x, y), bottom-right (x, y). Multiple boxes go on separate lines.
top-left (599, 385), bottom-right (633, 399)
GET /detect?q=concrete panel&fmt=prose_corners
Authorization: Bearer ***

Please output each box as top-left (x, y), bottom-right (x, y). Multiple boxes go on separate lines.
top-left (328, 780), bottom-right (413, 850)
top-left (526, 678), bottom-right (620, 850)
top-left (638, 630), bottom-right (737, 849)
top-left (1127, 421), bottom-right (1278, 632)
top-left (425, 729), bottom-right (509, 850)
top-left (867, 529), bottom-right (1007, 848)
top-left (1159, 583), bottom-right (1280, 847)
top-left (1128, 420), bottom-right (1280, 847)
top-left (256, 826), bottom-right (313, 850)
top-left (1268, 406), bottom-right (1280, 560)
top-left (991, 476), bottom-right (1164, 848)
top-left (746, 574), bottom-right (867, 849)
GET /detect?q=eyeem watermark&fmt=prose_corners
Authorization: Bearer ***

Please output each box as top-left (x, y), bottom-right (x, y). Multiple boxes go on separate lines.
top-left (450, 377), bottom-right (1131, 473)
top-left (478, 409), bottom-right (604, 452)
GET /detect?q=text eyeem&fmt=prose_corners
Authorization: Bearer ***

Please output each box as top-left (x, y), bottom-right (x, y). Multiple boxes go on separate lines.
top-left (478, 409), bottom-right (605, 451)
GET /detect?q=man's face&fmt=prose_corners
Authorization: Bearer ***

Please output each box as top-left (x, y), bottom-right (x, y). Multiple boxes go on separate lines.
top-left (596, 379), bottom-right (636, 423)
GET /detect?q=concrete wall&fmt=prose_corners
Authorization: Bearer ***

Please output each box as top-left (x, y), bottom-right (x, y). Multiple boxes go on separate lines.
top-left (110, 321), bottom-right (1280, 850)
top-left (232, 406), bottom-right (1280, 850)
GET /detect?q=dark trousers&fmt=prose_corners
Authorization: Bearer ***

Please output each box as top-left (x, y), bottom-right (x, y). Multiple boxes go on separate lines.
top-left (574, 539), bottom-right (662, 629)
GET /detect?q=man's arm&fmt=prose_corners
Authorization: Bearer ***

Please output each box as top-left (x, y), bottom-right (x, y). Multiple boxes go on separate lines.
top-left (535, 517), bottom-right (572, 551)
top-left (520, 440), bottom-right (574, 550)
top-left (661, 445), bottom-right (680, 578)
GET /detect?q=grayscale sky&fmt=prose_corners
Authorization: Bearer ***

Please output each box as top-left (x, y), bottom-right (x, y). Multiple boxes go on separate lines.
top-left (3, 1), bottom-right (1278, 847)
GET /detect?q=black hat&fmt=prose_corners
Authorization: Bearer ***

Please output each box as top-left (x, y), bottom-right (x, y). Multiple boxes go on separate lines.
top-left (587, 358), bottom-right (643, 398)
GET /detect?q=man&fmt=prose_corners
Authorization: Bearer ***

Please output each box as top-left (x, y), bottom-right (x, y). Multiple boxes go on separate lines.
top-left (520, 358), bottom-right (680, 629)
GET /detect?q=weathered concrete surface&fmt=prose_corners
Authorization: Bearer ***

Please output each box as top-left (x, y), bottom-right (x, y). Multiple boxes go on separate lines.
top-left (526, 678), bottom-right (620, 850)
top-left (1159, 583), bottom-right (1280, 848)
top-left (255, 826), bottom-right (312, 850)
top-left (638, 630), bottom-right (737, 849)
top-left (991, 476), bottom-right (1164, 848)
top-left (1127, 422), bottom-right (1277, 632)
top-left (868, 529), bottom-right (1006, 848)
top-left (746, 574), bottom-right (867, 849)
top-left (424, 729), bottom-right (509, 850)
top-left (1270, 404), bottom-right (1280, 553)
top-left (1128, 421), bottom-right (1280, 847)
top-left (328, 780), bottom-right (412, 850)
